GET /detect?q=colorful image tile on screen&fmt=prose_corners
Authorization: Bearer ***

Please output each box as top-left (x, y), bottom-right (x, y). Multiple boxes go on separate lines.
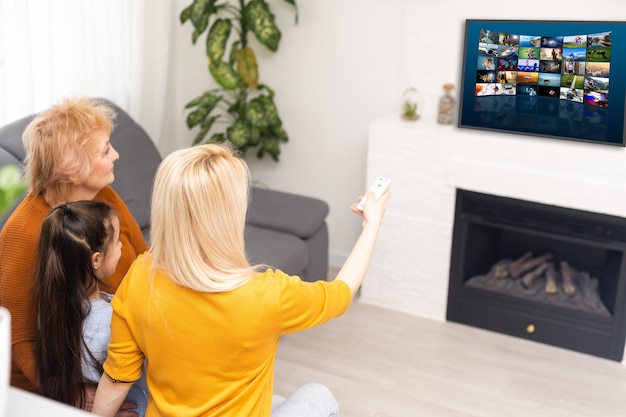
top-left (586, 47), bottom-right (610, 62)
top-left (560, 87), bottom-right (583, 103)
top-left (499, 33), bottom-right (519, 45)
top-left (539, 73), bottom-right (561, 87)
top-left (498, 58), bottom-right (518, 71)
top-left (479, 42), bottom-right (499, 57)
top-left (479, 29), bottom-right (499, 44)
top-left (540, 60), bottom-right (561, 73)
top-left (499, 44), bottom-right (519, 58)
top-left (540, 47), bottom-right (562, 60)
top-left (563, 35), bottom-right (587, 48)
top-left (519, 46), bottom-right (539, 60)
top-left (538, 85), bottom-right (560, 98)
top-left (519, 59), bottom-right (539, 72)
top-left (477, 56), bottom-right (497, 70)
top-left (518, 72), bottom-right (539, 85)
top-left (519, 35), bottom-right (541, 47)
top-left (587, 32), bottom-right (611, 47)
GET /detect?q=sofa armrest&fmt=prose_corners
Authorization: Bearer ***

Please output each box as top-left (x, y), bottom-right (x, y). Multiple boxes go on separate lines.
top-left (247, 187), bottom-right (329, 239)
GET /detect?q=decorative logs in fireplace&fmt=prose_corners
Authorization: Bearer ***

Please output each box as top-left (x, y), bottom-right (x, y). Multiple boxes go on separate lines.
top-left (467, 251), bottom-right (609, 316)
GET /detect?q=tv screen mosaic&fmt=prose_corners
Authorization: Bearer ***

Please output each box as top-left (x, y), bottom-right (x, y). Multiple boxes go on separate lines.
top-left (459, 20), bottom-right (626, 146)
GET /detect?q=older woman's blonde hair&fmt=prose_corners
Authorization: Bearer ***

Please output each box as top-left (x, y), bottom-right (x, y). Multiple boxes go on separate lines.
top-left (22, 97), bottom-right (116, 204)
top-left (149, 143), bottom-right (262, 292)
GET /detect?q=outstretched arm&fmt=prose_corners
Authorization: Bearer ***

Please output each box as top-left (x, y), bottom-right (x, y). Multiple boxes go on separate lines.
top-left (335, 188), bottom-right (390, 295)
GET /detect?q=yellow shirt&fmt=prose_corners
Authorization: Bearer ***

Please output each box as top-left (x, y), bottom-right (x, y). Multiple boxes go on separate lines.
top-left (104, 254), bottom-right (352, 417)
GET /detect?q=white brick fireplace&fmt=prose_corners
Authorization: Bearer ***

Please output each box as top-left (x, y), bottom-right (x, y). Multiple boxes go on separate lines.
top-left (359, 114), bottom-right (626, 362)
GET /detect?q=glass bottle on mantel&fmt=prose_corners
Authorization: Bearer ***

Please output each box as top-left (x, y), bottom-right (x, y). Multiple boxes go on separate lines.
top-left (437, 83), bottom-right (456, 125)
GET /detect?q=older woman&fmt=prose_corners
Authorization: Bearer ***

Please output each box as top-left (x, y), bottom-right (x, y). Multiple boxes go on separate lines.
top-left (0, 97), bottom-right (148, 411)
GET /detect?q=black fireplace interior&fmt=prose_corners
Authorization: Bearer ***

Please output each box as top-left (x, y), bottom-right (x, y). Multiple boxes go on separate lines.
top-left (447, 189), bottom-right (626, 361)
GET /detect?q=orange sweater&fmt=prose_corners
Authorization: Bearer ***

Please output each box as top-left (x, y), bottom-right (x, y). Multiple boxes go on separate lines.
top-left (0, 186), bottom-right (148, 392)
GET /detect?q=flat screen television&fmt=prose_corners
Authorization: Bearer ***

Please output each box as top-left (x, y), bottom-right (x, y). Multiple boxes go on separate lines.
top-left (458, 20), bottom-right (626, 147)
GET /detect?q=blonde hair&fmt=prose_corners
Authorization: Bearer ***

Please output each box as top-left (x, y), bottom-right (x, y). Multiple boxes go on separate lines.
top-left (22, 97), bottom-right (116, 204)
top-left (149, 143), bottom-right (261, 292)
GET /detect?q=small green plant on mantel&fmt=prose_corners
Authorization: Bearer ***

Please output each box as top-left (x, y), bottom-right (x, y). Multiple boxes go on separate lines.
top-left (180, 0), bottom-right (298, 162)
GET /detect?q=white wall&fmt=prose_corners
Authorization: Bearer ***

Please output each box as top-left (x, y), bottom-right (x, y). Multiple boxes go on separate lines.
top-left (166, 0), bottom-right (626, 267)
top-left (167, 0), bottom-right (405, 267)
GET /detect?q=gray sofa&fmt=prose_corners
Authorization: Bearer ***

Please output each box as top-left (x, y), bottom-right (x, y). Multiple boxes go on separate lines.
top-left (0, 100), bottom-right (329, 282)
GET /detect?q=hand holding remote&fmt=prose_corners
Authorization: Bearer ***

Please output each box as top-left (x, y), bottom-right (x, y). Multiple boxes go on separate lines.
top-left (356, 177), bottom-right (391, 211)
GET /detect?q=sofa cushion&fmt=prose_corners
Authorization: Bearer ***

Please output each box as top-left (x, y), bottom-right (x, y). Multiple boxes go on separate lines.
top-left (0, 148), bottom-right (21, 169)
top-left (105, 102), bottom-right (162, 237)
top-left (248, 187), bottom-right (329, 239)
top-left (244, 225), bottom-right (309, 276)
top-left (0, 115), bottom-right (31, 163)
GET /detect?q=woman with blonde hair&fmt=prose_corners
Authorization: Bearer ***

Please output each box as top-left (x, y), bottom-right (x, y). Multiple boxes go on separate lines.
top-left (92, 143), bottom-right (390, 417)
top-left (0, 97), bottom-right (148, 416)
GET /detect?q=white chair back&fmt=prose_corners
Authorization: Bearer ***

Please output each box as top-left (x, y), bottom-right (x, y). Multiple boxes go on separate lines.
top-left (0, 306), bottom-right (10, 417)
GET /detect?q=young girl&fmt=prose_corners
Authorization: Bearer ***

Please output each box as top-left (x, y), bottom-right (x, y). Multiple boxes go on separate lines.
top-left (34, 201), bottom-right (147, 415)
top-left (92, 144), bottom-right (390, 417)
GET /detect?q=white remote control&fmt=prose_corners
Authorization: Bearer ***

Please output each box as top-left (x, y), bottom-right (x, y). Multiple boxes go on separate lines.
top-left (357, 177), bottom-right (391, 211)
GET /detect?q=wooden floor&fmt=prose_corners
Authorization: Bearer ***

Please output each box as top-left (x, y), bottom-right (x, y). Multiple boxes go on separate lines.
top-left (274, 297), bottom-right (626, 416)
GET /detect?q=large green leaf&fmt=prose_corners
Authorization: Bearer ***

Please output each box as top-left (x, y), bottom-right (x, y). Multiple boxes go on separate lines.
top-left (237, 47), bottom-right (258, 89)
top-left (227, 120), bottom-right (252, 149)
top-left (192, 115), bottom-right (220, 145)
top-left (260, 136), bottom-right (281, 161)
top-left (258, 95), bottom-right (281, 127)
top-left (209, 132), bottom-right (226, 143)
top-left (249, 126), bottom-right (261, 146)
top-left (245, 97), bottom-right (269, 129)
top-left (184, 94), bottom-right (205, 110)
top-left (185, 93), bottom-right (221, 128)
top-left (209, 61), bottom-right (240, 90)
top-left (179, 5), bottom-right (192, 24)
top-left (271, 125), bottom-right (289, 142)
top-left (186, 106), bottom-right (211, 129)
top-left (206, 19), bottom-right (231, 64)
top-left (187, 92), bottom-right (222, 111)
top-left (190, 0), bottom-right (212, 30)
top-left (244, 0), bottom-right (281, 52)
top-left (229, 40), bottom-right (240, 65)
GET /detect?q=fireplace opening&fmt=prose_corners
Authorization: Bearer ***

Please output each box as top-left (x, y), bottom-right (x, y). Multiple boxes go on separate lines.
top-left (446, 189), bottom-right (626, 361)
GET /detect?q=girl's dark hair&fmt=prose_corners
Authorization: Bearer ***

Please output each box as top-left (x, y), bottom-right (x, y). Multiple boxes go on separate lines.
top-left (34, 200), bottom-right (117, 407)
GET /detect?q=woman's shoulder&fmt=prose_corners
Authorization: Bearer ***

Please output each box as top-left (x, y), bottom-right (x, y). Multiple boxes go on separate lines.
top-left (95, 186), bottom-right (137, 220)
top-left (0, 194), bottom-right (49, 239)
top-left (95, 185), bottom-right (123, 205)
top-left (254, 269), bottom-right (350, 298)
top-left (248, 269), bottom-right (309, 293)
top-left (118, 254), bottom-right (152, 287)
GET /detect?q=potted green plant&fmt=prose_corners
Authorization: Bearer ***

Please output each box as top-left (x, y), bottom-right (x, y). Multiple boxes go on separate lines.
top-left (0, 165), bottom-right (27, 217)
top-left (180, 0), bottom-right (298, 162)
